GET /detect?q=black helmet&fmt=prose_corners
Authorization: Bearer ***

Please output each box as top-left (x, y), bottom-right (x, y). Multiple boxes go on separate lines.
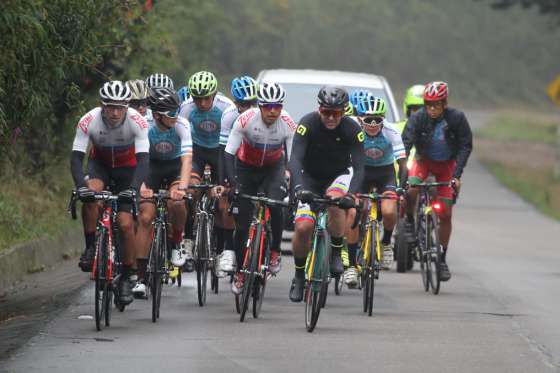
top-left (317, 86), bottom-right (349, 108)
top-left (148, 87), bottom-right (180, 113)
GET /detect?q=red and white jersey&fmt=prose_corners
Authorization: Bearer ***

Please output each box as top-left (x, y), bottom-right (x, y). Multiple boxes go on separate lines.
top-left (72, 107), bottom-right (149, 168)
top-left (225, 108), bottom-right (296, 167)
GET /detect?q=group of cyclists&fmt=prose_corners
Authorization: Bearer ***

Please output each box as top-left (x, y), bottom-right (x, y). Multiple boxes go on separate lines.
top-left (70, 70), bottom-right (472, 309)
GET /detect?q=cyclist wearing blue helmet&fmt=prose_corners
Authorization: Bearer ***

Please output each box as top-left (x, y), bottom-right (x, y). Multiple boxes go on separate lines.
top-left (349, 89), bottom-right (370, 115)
top-left (177, 86), bottom-right (190, 104)
top-left (230, 76), bottom-right (258, 114)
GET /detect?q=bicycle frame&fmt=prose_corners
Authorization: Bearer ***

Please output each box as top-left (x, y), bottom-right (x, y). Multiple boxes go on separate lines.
top-left (91, 197), bottom-right (120, 284)
top-left (241, 201), bottom-right (271, 278)
top-left (306, 210), bottom-right (329, 290)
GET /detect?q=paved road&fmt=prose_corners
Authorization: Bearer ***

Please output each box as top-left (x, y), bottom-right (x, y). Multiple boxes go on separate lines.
top-left (2, 111), bottom-right (560, 373)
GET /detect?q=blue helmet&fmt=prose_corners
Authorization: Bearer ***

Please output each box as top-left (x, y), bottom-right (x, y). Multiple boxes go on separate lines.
top-left (356, 92), bottom-right (387, 116)
top-left (177, 86), bottom-right (189, 103)
top-left (231, 76), bottom-right (258, 102)
top-left (349, 89), bottom-right (370, 107)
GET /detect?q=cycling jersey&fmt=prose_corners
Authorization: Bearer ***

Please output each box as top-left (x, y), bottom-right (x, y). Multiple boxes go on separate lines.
top-left (425, 118), bottom-right (452, 161)
top-left (289, 112), bottom-right (365, 193)
top-left (362, 121), bottom-right (406, 167)
top-left (72, 107), bottom-right (149, 168)
top-left (148, 117), bottom-right (193, 161)
top-left (225, 108), bottom-right (296, 167)
top-left (178, 94), bottom-right (237, 149)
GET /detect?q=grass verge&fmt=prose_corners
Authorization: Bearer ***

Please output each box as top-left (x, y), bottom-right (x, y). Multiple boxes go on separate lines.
top-left (476, 111), bottom-right (560, 221)
top-left (0, 160), bottom-right (80, 253)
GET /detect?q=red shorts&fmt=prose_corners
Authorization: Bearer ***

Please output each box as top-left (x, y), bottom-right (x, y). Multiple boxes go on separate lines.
top-left (408, 159), bottom-right (456, 204)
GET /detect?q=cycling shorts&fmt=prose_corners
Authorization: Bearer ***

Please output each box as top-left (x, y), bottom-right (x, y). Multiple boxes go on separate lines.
top-left (362, 164), bottom-right (397, 194)
top-left (295, 167), bottom-right (353, 224)
top-left (191, 143), bottom-right (219, 183)
top-left (146, 158), bottom-right (181, 191)
top-left (86, 158), bottom-right (134, 213)
top-left (408, 159), bottom-right (456, 205)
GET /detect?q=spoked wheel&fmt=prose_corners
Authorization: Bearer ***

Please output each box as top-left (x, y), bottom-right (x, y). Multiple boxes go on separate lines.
top-left (334, 274), bottom-right (343, 295)
top-left (240, 226), bottom-right (260, 322)
top-left (94, 230), bottom-right (107, 331)
top-left (305, 230), bottom-right (329, 332)
top-left (395, 219), bottom-right (409, 273)
top-left (304, 281), bottom-right (320, 332)
top-left (150, 225), bottom-right (164, 323)
top-left (104, 283), bottom-right (112, 327)
top-left (252, 274), bottom-right (266, 319)
top-left (427, 212), bottom-right (441, 295)
top-left (195, 215), bottom-right (208, 307)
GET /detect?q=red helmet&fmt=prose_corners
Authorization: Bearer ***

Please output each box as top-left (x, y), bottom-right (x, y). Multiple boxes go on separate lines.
top-left (424, 81), bottom-right (448, 101)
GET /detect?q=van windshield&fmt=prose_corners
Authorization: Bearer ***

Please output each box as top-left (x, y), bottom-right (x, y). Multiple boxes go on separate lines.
top-left (279, 83), bottom-right (395, 123)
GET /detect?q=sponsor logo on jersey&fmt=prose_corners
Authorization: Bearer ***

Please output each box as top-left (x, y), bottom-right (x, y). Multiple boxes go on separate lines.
top-left (357, 131), bottom-right (365, 142)
top-left (239, 110), bottom-right (257, 128)
top-left (296, 124), bottom-right (307, 136)
top-left (281, 114), bottom-right (297, 130)
top-left (155, 141), bottom-right (173, 154)
top-left (130, 113), bottom-right (148, 129)
top-left (78, 113), bottom-right (94, 134)
top-left (365, 148), bottom-right (384, 160)
top-left (198, 120), bottom-right (218, 132)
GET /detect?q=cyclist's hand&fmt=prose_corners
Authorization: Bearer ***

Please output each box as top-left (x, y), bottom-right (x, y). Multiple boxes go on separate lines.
top-left (212, 185), bottom-right (226, 198)
top-left (118, 188), bottom-right (137, 202)
top-left (77, 187), bottom-right (95, 203)
top-left (140, 184), bottom-right (153, 199)
top-left (395, 187), bottom-right (405, 197)
top-left (451, 178), bottom-right (461, 193)
top-left (295, 189), bottom-right (314, 204)
top-left (171, 188), bottom-right (186, 201)
top-left (338, 194), bottom-right (355, 210)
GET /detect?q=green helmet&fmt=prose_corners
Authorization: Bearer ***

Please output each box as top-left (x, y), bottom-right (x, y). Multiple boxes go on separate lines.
top-left (403, 84), bottom-right (424, 117)
top-left (188, 71), bottom-right (218, 97)
top-left (344, 102), bottom-right (354, 116)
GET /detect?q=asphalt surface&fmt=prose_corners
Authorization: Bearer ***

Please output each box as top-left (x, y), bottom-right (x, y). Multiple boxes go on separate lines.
top-left (2, 111), bottom-right (560, 373)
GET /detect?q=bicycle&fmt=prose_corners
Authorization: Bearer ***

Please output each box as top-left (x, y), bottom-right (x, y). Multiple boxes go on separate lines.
top-left (234, 193), bottom-right (290, 322)
top-left (68, 189), bottom-right (136, 331)
top-left (355, 192), bottom-right (398, 316)
top-left (188, 183), bottom-right (218, 306)
top-left (145, 190), bottom-right (180, 323)
top-left (408, 181), bottom-right (457, 295)
top-left (301, 193), bottom-right (356, 332)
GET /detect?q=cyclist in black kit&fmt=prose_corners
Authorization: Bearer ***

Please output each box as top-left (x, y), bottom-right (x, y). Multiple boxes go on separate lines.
top-left (288, 86), bottom-right (365, 302)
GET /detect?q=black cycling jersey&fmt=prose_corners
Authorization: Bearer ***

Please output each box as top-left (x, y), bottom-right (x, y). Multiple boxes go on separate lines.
top-left (289, 112), bottom-right (365, 193)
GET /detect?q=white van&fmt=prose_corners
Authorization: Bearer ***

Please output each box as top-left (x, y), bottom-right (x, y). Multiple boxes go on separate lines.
top-left (256, 69), bottom-right (400, 122)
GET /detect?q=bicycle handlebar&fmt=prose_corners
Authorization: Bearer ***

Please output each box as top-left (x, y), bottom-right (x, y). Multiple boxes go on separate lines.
top-left (237, 193), bottom-right (291, 208)
top-left (68, 190), bottom-right (138, 220)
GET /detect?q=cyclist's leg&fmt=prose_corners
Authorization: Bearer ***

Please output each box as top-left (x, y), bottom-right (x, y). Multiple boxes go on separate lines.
top-left (431, 160), bottom-right (456, 254)
top-left (136, 196), bottom-right (155, 295)
top-left (263, 161), bottom-right (287, 274)
top-left (376, 165), bottom-right (398, 245)
top-left (326, 169), bottom-right (353, 274)
top-left (79, 159), bottom-right (107, 271)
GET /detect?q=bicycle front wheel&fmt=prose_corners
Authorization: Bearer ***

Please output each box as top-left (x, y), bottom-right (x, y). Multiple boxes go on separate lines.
top-left (150, 224), bottom-right (164, 322)
top-left (362, 223), bottom-right (377, 316)
top-left (240, 224), bottom-right (260, 322)
top-left (427, 212), bottom-right (441, 295)
top-left (305, 229), bottom-right (329, 332)
top-left (195, 214), bottom-right (208, 307)
top-left (94, 228), bottom-right (108, 331)
top-left (253, 231), bottom-right (270, 319)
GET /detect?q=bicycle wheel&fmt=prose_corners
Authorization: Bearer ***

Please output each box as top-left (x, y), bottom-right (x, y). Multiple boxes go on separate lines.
top-left (319, 230), bottom-right (330, 309)
top-left (427, 212), bottom-right (441, 295)
top-left (196, 214), bottom-right (208, 307)
top-left (395, 219), bottom-right (409, 273)
top-left (150, 224), bottom-right (164, 323)
top-left (366, 223), bottom-right (378, 316)
top-left (240, 224), bottom-right (260, 322)
top-left (417, 215), bottom-right (430, 292)
top-left (334, 274), bottom-right (342, 295)
top-left (305, 229), bottom-right (329, 332)
top-left (104, 283), bottom-right (112, 327)
top-left (94, 228), bottom-right (107, 331)
top-left (253, 231), bottom-right (270, 319)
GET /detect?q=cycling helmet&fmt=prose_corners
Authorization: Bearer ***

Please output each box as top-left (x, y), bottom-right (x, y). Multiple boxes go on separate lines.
top-left (257, 82), bottom-right (286, 104)
top-left (231, 76), bottom-right (258, 102)
top-left (317, 86), bottom-right (349, 108)
top-left (177, 86), bottom-right (190, 103)
top-left (145, 73), bottom-right (174, 89)
top-left (344, 102), bottom-right (354, 116)
top-left (403, 84), bottom-right (424, 117)
top-left (99, 81), bottom-right (131, 103)
top-left (148, 87), bottom-right (180, 113)
top-left (188, 71), bottom-right (218, 97)
top-left (424, 81), bottom-right (448, 102)
top-left (356, 94), bottom-right (387, 116)
top-left (349, 89), bottom-right (369, 107)
top-left (126, 79), bottom-right (148, 100)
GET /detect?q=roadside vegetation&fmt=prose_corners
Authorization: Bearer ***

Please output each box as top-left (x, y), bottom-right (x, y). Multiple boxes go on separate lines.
top-left (475, 112), bottom-right (560, 220)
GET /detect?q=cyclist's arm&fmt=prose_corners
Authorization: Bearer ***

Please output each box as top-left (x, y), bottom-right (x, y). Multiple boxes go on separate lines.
top-left (177, 117), bottom-right (193, 189)
top-left (348, 130), bottom-right (365, 193)
top-left (130, 115), bottom-right (150, 190)
top-left (385, 123), bottom-right (408, 186)
top-left (70, 115), bottom-right (92, 188)
top-left (224, 117), bottom-right (243, 186)
top-left (288, 122), bottom-right (309, 191)
top-left (452, 113), bottom-right (473, 179)
top-left (402, 114), bottom-right (418, 157)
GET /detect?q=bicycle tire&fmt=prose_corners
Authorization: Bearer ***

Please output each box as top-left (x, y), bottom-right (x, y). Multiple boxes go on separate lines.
top-left (94, 228), bottom-right (107, 331)
top-left (395, 219), bottom-right (409, 273)
top-left (196, 214), bottom-right (208, 307)
top-left (177, 268), bottom-right (182, 287)
top-left (366, 222), bottom-right (378, 316)
top-left (418, 214), bottom-right (430, 292)
top-left (427, 212), bottom-right (441, 295)
top-left (318, 229), bottom-right (330, 309)
top-left (104, 283), bottom-right (112, 327)
top-left (253, 230), bottom-right (269, 319)
top-left (240, 224), bottom-right (260, 322)
top-left (150, 224), bottom-right (163, 323)
top-left (334, 274), bottom-right (342, 295)
top-left (305, 228), bottom-right (328, 332)
top-left (304, 282), bottom-right (319, 332)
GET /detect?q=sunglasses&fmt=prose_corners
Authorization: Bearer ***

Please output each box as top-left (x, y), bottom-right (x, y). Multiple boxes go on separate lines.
top-left (129, 99), bottom-right (148, 108)
top-left (157, 109), bottom-right (179, 118)
top-left (361, 116), bottom-right (384, 126)
top-left (259, 103), bottom-right (283, 111)
top-left (319, 107), bottom-right (344, 118)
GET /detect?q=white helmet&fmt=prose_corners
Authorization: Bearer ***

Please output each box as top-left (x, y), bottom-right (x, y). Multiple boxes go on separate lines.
top-left (257, 82), bottom-right (286, 104)
top-left (126, 79), bottom-right (148, 100)
top-left (145, 73), bottom-right (174, 89)
top-left (99, 81), bottom-right (131, 103)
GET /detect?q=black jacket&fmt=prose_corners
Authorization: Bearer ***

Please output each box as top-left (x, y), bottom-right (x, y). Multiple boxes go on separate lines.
top-left (402, 107), bottom-right (472, 179)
